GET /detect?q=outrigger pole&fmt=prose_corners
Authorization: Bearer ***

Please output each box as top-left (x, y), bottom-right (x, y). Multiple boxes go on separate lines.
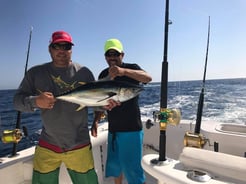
top-left (194, 17), bottom-right (210, 134)
top-left (11, 26), bottom-right (33, 157)
top-left (158, 0), bottom-right (170, 161)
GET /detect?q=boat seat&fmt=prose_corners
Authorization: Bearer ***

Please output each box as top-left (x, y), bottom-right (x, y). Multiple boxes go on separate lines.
top-left (179, 147), bottom-right (246, 183)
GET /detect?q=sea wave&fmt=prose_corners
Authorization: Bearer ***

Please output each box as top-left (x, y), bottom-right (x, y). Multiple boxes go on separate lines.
top-left (1, 78), bottom-right (246, 156)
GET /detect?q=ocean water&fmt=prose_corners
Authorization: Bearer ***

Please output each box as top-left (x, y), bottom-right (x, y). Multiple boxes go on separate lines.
top-left (0, 78), bottom-right (246, 157)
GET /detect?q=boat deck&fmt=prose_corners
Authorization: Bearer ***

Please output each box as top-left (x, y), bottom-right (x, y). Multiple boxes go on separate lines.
top-left (19, 173), bottom-right (157, 184)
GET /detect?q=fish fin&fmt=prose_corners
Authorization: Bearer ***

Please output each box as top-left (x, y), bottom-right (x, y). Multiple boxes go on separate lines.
top-left (76, 105), bottom-right (86, 111)
top-left (97, 92), bottom-right (117, 102)
top-left (78, 81), bottom-right (86, 85)
top-left (37, 89), bottom-right (43, 94)
top-left (71, 81), bottom-right (77, 89)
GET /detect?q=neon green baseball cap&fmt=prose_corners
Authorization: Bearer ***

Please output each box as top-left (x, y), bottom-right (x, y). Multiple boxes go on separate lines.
top-left (104, 38), bottom-right (123, 53)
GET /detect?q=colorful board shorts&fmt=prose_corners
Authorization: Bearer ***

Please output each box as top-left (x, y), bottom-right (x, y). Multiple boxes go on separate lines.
top-left (106, 130), bottom-right (146, 184)
top-left (32, 144), bottom-right (98, 184)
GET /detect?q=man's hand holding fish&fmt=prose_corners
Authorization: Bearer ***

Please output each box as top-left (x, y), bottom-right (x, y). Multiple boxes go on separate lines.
top-left (103, 99), bottom-right (121, 111)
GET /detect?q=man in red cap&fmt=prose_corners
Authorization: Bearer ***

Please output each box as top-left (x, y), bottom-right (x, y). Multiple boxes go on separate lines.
top-left (14, 31), bottom-right (118, 184)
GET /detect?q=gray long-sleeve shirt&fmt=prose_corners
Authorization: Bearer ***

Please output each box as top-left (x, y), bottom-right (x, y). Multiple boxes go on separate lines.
top-left (14, 62), bottom-right (95, 150)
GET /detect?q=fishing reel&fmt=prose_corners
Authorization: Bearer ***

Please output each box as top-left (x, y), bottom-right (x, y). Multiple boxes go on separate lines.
top-left (1, 126), bottom-right (28, 144)
top-left (183, 131), bottom-right (206, 148)
top-left (146, 108), bottom-right (181, 130)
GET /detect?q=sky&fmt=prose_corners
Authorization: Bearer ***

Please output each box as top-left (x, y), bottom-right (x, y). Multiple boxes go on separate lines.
top-left (0, 0), bottom-right (245, 89)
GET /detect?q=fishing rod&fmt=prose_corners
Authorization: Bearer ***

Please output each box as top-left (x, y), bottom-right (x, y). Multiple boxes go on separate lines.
top-left (150, 0), bottom-right (173, 164)
top-left (183, 17), bottom-right (212, 148)
top-left (146, 0), bottom-right (169, 164)
top-left (158, 0), bottom-right (170, 162)
top-left (150, 0), bottom-right (181, 163)
top-left (149, 0), bottom-right (181, 164)
top-left (11, 26), bottom-right (33, 156)
top-left (194, 17), bottom-right (210, 134)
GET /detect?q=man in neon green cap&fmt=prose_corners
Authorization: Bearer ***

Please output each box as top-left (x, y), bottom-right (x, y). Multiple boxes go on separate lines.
top-left (92, 38), bottom-right (152, 184)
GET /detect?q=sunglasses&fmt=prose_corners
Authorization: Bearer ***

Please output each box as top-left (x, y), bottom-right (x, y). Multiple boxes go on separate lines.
top-left (105, 51), bottom-right (121, 57)
top-left (50, 43), bottom-right (72, 51)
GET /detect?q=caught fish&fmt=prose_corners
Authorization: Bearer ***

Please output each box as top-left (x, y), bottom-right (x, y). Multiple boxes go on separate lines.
top-left (56, 80), bottom-right (143, 110)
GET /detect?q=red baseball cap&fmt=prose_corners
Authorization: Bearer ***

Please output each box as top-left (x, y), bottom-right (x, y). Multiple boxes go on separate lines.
top-left (49, 31), bottom-right (74, 45)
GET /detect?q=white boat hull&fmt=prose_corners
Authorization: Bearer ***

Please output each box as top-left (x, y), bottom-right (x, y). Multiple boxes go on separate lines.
top-left (142, 119), bottom-right (246, 184)
top-left (1, 120), bottom-right (246, 184)
top-left (0, 122), bottom-right (109, 184)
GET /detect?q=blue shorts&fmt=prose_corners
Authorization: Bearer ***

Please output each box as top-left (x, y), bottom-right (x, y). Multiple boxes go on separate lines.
top-left (106, 130), bottom-right (146, 184)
